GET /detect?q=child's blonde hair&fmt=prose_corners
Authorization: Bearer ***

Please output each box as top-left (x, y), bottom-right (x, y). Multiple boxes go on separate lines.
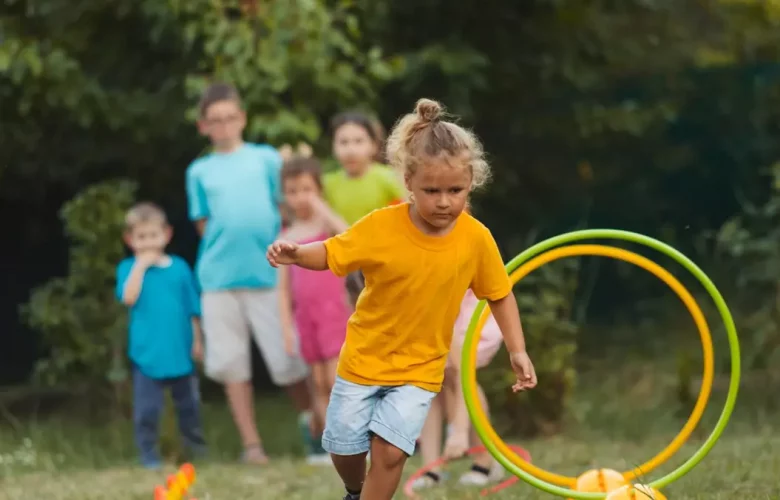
top-left (125, 202), bottom-right (168, 231)
top-left (386, 98), bottom-right (490, 190)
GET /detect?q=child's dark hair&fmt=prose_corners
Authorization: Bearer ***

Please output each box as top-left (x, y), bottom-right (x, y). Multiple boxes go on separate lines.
top-left (281, 156), bottom-right (323, 191)
top-left (330, 111), bottom-right (378, 142)
top-left (199, 82), bottom-right (241, 117)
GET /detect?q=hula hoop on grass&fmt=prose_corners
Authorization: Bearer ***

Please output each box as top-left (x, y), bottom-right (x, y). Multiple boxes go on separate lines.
top-left (462, 230), bottom-right (740, 499)
top-left (403, 445), bottom-right (531, 499)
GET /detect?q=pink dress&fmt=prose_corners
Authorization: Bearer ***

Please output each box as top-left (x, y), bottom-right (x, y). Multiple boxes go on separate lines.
top-left (290, 233), bottom-right (351, 364)
top-left (449, 289), bottom-right (503, 368)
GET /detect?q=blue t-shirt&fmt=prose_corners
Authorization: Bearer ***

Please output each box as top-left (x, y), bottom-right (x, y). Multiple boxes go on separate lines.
top-left (186, 143), bottom-right (282, 291)
top-left (116, 256), bottom-right (201, 379)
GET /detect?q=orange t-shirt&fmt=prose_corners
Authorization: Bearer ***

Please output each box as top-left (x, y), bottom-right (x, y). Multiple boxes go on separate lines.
top-left (323, 203), bottom-right (512, 392)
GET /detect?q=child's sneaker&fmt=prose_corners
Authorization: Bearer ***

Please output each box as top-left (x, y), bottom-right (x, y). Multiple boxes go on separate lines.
top-left (411, 471), bottom-right (448, 490)
top-left (458, 462), bottom-right (504, 486)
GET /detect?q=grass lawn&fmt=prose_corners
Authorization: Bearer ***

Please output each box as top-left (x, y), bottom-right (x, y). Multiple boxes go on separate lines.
top-left (1, 384), bottom-right (779, 500)
top-left (1, 357), bottom-right (778, 500)
top-left (0, 428), bottom-right (777, 499)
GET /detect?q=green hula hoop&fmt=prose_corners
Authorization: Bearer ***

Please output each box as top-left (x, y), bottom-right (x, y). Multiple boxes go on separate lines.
top-left (461, 229), bottom-right (741, 499)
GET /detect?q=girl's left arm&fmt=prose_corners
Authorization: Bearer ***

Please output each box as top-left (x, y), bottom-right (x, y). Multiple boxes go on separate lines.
top-left (487, 294), bottom-right (527, 354)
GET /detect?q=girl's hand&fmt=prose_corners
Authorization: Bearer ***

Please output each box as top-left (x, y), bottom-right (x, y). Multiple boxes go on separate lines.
top-left (509, 351), bottom-right (537, 392)
top-left (267, 240), bottom-right (300, 267)
top-left (443, 430), bottom-right (469, 460)
top-left (283, 327), bottom-right (298, 357)
top-left (307, 193), bottom-right (328, 214)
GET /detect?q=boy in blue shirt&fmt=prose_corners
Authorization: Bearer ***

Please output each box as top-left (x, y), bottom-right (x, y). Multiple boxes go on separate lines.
top-left (116, 202), bottom-right (206, 469)
top-left (186, 83), bottom-right (316, 465)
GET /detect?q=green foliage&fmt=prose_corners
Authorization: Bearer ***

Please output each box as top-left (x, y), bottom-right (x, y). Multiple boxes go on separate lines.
top-left (0, 0), bottom-right (392, 205)
top-left (481, 259), bottom-right (580, 436)
top-left (22, 181), bottom-right (137, 389)
top-left (709, 163), bottom-right (780, 370)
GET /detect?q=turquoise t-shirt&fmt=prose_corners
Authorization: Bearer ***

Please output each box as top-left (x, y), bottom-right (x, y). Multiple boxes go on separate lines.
top-left (116, 256), bottom-right (201, 380)
top-left (186, 143), bottom-right (282, 291)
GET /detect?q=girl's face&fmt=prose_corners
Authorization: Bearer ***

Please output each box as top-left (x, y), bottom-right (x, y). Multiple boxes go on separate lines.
top-left (283, 173), bottom-right (321, 220)
top-left (405, 160), bottom-right (472, 234)
top-left (333, 122), bottom-right (377, 176)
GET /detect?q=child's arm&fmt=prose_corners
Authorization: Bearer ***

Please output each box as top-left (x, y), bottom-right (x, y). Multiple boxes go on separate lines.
top-left (277, 265), bottom-right (298, 355)
top-left (194, 219), bottom-right (207, 237)
top-left (120, 257), bottom-right (155, 306)
top-left (489, 294), bottom-right (537, 391)
top-left (312, 196), bottom-right (349, 235)
top-left (488, 294), bottom-right (526, 353)
top-left (268, 213), bottom-right (373, 274)
top-left (186, 168), bottom-right (209, 239)
top-left (268, 241), bottom-right (328, 271)
top-left (472, 229), bottom-right (537, 392)
top-left (191, 317), bottom-right (204, 362)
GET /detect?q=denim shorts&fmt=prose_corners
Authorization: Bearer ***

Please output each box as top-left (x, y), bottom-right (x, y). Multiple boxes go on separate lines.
top-left (322, 376), bottom-right (436, 456)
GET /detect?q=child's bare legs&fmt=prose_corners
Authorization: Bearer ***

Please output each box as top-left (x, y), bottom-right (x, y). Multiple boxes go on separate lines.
top-left (324, 378), bottom-right (436, 499)
top-left (418, 394), bottom-right (444, 469)
top-left (224, 381), bottom-right (268, 463)
top-left (310, 359), bottom-right (338, 435)
top-left (332, 452), bottom-right (368, 493)
top-left (441, 374), bottom-right (492, 469)
top-left (362, 437), bottom-right (410, 499)
top-left (470, 384), bottom-right (492, 468)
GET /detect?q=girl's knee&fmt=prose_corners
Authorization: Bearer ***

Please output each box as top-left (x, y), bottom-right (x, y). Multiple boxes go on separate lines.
top-left (370, 436), bottom-right (408, 469)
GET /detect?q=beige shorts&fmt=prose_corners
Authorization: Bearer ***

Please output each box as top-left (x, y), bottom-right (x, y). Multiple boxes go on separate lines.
top-left (201, 289), bottom-right (309, 385)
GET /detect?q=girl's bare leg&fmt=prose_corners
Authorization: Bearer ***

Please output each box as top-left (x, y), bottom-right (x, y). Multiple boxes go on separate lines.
top-left (361, 437), bottom-right (409, 500)
top-left (418, 393), bottom-right (444, 471)
top-left (470, 383), bottom-right (493, 468)
top-left (332, 452), bottom-right (368, 494)
top-left (310, 363), bottom-right (329, 436)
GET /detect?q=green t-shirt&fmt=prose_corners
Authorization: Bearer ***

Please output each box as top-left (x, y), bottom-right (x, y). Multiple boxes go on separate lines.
top-left (323, 163), bottom-right (406, 225)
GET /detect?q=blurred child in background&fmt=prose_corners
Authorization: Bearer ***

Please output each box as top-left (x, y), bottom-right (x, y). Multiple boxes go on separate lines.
top-left (278, 152), bottom-right (351, 465)
top-left (324, 111), bottom-right (406, 305)
top-left (412, 289), bottom-right (506, 490)
top-left (186, 83), bottom-right (312, 465)
top-left (116, 202), bottom-right (206, 469)
top-left (323, 111), bottom-right (405, 226)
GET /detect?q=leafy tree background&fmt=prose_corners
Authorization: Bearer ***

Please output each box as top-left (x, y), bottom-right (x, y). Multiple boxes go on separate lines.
top-left (3, 0), bottom-right (780, 433)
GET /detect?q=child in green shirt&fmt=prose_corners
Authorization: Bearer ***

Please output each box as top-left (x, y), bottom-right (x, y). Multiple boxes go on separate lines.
top-left (324, 111), bottom-right (406, 225)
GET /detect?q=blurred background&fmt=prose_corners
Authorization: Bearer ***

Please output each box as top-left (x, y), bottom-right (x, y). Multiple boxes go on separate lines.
top-left (1, 0), bottom-right (779, 498)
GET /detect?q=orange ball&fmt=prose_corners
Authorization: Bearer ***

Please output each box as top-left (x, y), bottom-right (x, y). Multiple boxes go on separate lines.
top-left (606, 484), bottom-right (667, 500)
top-left (572, 468), bottom-right (627, 497)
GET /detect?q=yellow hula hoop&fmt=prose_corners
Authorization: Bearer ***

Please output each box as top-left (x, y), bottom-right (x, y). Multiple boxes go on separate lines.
top-left (467, 244), bottom-right (715, 486)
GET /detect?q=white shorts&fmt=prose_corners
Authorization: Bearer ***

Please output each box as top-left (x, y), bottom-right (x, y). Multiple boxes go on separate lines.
top-left (201, 289), bottom-right (309, 385)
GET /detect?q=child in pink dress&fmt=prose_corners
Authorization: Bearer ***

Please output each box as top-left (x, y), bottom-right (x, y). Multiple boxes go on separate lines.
top-left (413, 289), bottom-right (506, 490)
top-left (278, 155), bottom-right (351, 464)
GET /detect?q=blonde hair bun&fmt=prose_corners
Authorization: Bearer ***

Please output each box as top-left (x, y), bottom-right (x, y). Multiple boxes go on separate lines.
top-left (415, 98), bottom-right (442, 123)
